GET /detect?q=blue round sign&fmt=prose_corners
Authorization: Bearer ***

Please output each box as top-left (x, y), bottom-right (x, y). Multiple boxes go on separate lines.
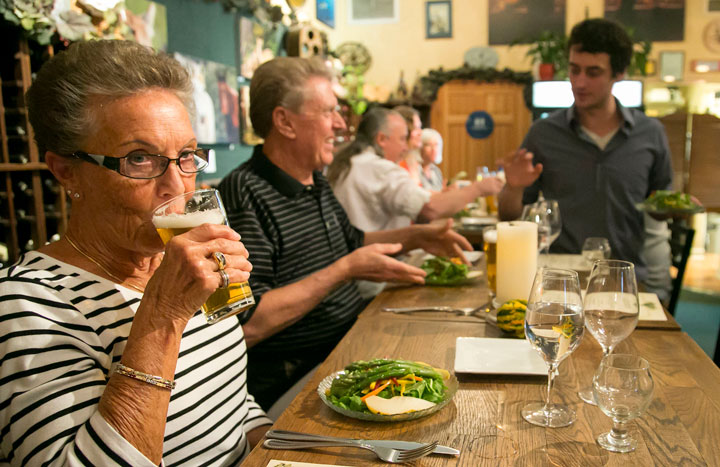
top-left (465, 111), bottom-right (494, 139)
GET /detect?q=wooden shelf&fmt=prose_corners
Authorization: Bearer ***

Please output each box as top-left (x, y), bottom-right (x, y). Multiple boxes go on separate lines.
top-left (1, 35), bottom-right (67, 265)
top-left (0, 162), bottom-right (47, 172)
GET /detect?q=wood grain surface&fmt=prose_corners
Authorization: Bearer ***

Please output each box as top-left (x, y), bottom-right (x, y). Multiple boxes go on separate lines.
top-left (241, 282), bottom-right (715, 466)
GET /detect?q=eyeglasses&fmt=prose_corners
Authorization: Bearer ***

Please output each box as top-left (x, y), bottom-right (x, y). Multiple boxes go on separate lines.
top-left (71, 149), bottom-right (211, 179)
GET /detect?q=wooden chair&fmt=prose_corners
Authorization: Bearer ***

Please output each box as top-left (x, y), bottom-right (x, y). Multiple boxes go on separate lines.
top-left (667, 220), bottom-right (695, 316)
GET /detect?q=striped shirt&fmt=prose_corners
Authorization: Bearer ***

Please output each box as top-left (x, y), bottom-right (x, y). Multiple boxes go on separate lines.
top-left (217, 145), bottom-right (367, 355)
top-left (0, 252), bottom-right (271, 466)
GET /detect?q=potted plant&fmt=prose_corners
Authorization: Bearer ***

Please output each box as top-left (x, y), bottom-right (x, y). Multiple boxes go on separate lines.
top-left (524, 31), bottom-right (568, 80)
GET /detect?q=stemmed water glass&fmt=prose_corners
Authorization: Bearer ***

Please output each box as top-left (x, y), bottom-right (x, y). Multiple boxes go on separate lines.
top-left (522, 268), bottom-right (584, 428)
top-left (582, 237), bottom-right (611, 265)
top-left (593, 354), bottom-right (654, 453)
top-left (578, 260), bottom-right (639, 405)
top-left (522, 198), bottom-right (561, 254)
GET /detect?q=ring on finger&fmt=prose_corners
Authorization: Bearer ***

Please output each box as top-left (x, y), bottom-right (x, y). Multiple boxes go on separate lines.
top-left (219, 269), bottom-right (230, 289)
top-left (213, 251), bottom-right (227, 271)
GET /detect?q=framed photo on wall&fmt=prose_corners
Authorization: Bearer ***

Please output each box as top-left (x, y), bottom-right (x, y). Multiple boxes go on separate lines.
top-left (489, 0), bottom-right (565, 45)
top-left (426, 1), bottom-right (452, 39)
top-left (605, 0), bottom-right (685, 42)
top-left (660, 51), bottom-right (684, 82)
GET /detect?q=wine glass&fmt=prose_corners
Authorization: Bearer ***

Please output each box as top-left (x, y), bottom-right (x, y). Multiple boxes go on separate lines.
top-left (578, 260), bottom-right (639, 405)
top-left (593, 354), bottom-right (654, 453)
top-left (522, 268), bottom-right (584, 428)
top-left (521, 199), bottom-right (561, 254)
top-left (581, 237), bottom-right (611, 265)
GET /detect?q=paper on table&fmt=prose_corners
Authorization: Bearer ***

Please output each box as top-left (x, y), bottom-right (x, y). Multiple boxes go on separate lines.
top-left (267, 460), bottom-right (352, 467)
top-left (638, 292), bottom-right (667, 321)
top-left (581, 290), bottom-right (667, 321)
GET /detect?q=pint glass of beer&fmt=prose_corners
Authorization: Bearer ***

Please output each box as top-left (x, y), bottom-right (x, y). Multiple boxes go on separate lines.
top-left (152, 189), bottom-right (255, 324)
top-left (483, 226), bottom-right (497, 295)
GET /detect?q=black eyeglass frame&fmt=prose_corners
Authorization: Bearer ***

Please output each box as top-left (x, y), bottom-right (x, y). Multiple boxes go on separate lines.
top-left (70, 149), bottom-right (211, 180)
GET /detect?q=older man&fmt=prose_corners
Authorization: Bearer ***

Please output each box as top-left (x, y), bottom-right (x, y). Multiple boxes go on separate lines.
top-left (218, 57), bottom-right (472, 410)
top-left (328, 107), bottom-right (502, 232)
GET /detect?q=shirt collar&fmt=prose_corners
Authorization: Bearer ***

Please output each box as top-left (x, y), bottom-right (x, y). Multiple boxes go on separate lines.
top-left (565, 97), bottom-right (635, 131)
top-left (249, 144), bottom-right (322, 198)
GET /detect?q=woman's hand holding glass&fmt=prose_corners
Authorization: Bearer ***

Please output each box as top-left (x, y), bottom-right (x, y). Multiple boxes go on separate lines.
top-left (593, 354), bottom-right (654, 453)
top-left (144, 223), bottom-right (252, 323)
top-left (522, 268), bottom-right (584, 428)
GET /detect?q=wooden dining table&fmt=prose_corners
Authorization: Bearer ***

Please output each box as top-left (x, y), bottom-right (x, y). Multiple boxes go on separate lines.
top-left (242, 272), bottom-right (720, 466)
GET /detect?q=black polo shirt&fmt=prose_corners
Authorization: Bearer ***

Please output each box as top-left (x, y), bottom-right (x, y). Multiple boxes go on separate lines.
top-left (217, 145), bottom-right (367, 355)
top-left (521, 101), bottom-right (673, 281)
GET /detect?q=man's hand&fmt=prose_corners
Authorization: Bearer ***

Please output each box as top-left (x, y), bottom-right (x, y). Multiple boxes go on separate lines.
top-left (503, 148), bottom-right (542, 189)
top-left (341, 243), bottom-right (427, 284)
top-left (407, 219), bottom-right (473, 263)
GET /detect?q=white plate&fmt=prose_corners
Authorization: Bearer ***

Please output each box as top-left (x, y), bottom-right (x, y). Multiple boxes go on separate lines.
top-left (454, 337), bottom-right (547, 375)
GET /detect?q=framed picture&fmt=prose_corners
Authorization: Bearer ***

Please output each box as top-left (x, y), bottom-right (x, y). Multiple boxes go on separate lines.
top-left (173, 53), bottom-right (240, 145)
top-left (489, 0), bottom-right (565, 45)
top-left (426, 1), bottom-right (452, 39)
top-left (348, 0), bottom-right (398, 25)
top-left (660, 51), bottom-right (684, 82)
top-left (709, 0), bottom-right (720, 12)
top-left (317, 0), bottom-right (335, 28)
top-left (605, 0), bottom-right (685, 42)
top-left (236, 14), bottom-right (287, 81)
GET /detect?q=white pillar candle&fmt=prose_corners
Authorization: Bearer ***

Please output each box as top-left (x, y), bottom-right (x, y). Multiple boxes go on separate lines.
top-left (496, 221), bottom-right (538, 304)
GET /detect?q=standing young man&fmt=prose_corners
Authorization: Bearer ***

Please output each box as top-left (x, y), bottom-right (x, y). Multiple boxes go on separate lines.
top-left (498, 18), bottom-right (672, 287)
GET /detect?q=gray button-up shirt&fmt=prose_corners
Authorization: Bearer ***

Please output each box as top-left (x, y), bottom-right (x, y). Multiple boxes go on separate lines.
top-left (521, 101), bottom-right (673, 281)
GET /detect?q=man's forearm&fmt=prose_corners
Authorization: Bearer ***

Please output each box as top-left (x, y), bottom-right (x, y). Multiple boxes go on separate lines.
top-left (498, 185), bottom-right (524, 221)
top-left (242, 261), bottom-right (350, 348)
top-left (416, 185), bottom-right (481, 223)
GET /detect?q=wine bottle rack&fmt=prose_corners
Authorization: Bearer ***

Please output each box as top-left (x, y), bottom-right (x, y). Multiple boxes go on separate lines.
top-left (1, 30), bottom-right (68, 268)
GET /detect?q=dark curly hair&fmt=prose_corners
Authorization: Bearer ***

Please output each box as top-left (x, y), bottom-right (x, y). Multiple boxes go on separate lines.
top-left (568, 18), bottom-right (633, 77)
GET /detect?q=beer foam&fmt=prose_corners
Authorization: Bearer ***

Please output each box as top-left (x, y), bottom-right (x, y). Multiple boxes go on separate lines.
top-left (153, 210), bottom-right (225, 228)
top-left (483, 229), bottom-right (497, 242)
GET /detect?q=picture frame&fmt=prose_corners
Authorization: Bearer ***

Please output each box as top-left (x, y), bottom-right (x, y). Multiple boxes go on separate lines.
top-left (348, 0), bottom-right (398, 25)
top-left (426, 0), bottom-right (452, 39)
top-left (660, 51), bottom-right (684, 82)
top-left (709, 0), bottom-right (720, 12)
top-left (316, 0), bottom-right (335, 28)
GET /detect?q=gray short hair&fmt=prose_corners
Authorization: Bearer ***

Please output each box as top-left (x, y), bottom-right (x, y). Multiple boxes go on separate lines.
top-left (249, 56), bottom-right (333, 138)
top-left (26, 40), bottom-right (193, 156)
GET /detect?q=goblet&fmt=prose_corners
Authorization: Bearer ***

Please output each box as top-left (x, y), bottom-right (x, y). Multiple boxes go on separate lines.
top-left (593, 354), bottom-right (654, 453)
top-left (581, 237), bottom-right (611, 264)
top-left (521, 199), bottom-right (561, 254)
top-left (522, 268), bottom-right (584, 428)
top-left (578, 260), bottom-right (639, 405)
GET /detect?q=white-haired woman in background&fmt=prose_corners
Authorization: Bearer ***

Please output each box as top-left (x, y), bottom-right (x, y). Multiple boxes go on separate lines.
top-left (419, 128), bottom-right (445, 192)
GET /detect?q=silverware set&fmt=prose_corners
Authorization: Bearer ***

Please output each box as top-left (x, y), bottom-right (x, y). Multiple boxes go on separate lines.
top-left (264, 429), bottom-right (459, 463)
top-left (382, 304), bottom-right (491, 318)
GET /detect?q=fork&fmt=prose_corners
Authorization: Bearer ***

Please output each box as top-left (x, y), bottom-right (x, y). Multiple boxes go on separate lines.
top-left (263, 438), bottom-right (438, 463)
top-left (382, 303), bottom-right (490, 318)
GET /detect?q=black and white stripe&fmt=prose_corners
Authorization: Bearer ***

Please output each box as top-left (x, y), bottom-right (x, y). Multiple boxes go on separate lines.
top-left (0, 252), bottom-right (271, 466)
top-left (218, 145), bottom-right (367, 355)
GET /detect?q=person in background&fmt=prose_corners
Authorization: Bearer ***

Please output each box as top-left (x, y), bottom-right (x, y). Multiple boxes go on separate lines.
top-left (394, 105), bottom-right (423, 186)
top-left (328, 107), bottom-right (503, 232)
top-left (419, 128), bottom-right (445, 192)
top-left (0, 40), bottom-right (270, 466)
top-left (217, 57), bottom-right (473, 411)
top-left (498, 18), bottom-right (672, 292)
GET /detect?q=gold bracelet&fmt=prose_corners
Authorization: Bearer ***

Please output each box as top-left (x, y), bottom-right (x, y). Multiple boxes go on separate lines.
top-left (114, 363), bottom-right (176, 390)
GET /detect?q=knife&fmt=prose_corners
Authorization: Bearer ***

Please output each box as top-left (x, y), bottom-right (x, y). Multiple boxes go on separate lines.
top-left (265, 430), bottom-right (460, 456)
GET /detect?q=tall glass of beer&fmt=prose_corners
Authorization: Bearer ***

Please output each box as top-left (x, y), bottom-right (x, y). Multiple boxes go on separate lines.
top-left (152, 189), bottom-right (255, 324)
top-left (483, 226), bottom-right (497, 296)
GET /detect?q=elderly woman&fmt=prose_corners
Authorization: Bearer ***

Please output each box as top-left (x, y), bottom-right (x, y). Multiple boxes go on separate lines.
top-left (0, 41), bottom-right (271, 466)
top-left (419, 128), bottom-right (445, 192)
